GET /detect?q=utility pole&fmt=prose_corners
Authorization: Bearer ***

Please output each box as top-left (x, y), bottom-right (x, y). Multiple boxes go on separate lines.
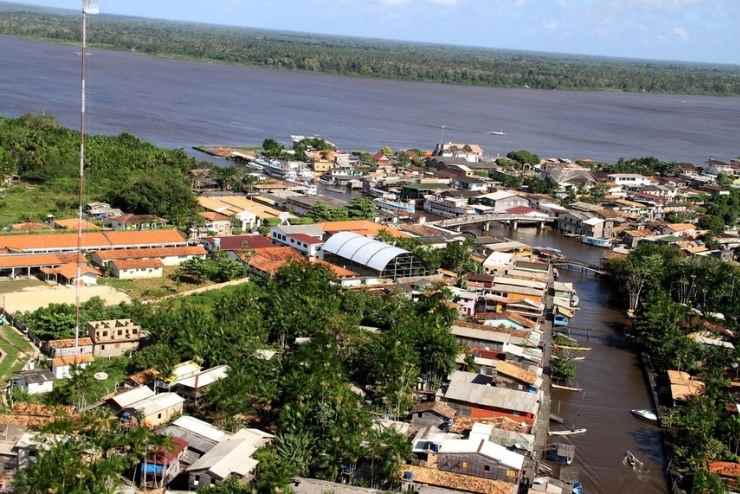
top-left (74, 0), bottom-right (99, 352)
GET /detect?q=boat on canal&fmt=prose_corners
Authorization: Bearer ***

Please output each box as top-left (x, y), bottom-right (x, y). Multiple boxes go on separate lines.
top-left (582, 236), bottom-right (612, 248)
top-left (630, 409), bottom-right (658, 423)
top-left (553, 314), bottom-right (570, 327)
top-left (549, 427), bottom-right (587, 436)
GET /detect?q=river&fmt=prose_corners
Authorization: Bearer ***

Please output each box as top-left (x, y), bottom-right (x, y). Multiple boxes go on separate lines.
top-left (493, 225), bottom-right (668, 494)
top-left (1, 35), bottom-right (740, 163)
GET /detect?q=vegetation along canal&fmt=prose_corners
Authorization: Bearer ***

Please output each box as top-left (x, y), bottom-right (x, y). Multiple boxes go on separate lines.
top-left (488, 224), bottom-right (669, 494)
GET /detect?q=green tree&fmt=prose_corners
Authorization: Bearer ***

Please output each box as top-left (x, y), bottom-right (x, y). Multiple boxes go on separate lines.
top-left (507, 150), bottom-right (540, 165)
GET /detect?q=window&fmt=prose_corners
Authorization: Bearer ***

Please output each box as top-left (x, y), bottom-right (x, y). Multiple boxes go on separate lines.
top-left (484, 465), bottom-right (490, 472)
top-left (417, 412), bottom-right (423, 418)
top-left (157, 413), bottom-right (162, 419)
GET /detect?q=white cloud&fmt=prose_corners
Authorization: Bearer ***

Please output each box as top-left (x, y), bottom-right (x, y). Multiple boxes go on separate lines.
top-left (672, 26), bottom-right (689, 40)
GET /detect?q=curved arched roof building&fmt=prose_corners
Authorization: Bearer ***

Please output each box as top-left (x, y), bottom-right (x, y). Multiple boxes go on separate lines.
top-left (322, 231), bottom-right (429, 280)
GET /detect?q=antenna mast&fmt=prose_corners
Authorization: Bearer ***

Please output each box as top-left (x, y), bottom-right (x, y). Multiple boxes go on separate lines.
top-left (75, 0), bottom-right (99, 351)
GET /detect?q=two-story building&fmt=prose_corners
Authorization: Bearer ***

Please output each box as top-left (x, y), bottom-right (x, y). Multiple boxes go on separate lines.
top-left (88, 319), bottom-right (145, 358)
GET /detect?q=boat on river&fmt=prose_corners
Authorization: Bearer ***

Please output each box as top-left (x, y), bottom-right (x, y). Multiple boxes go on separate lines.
top-left (553, 314), bottom-right (570, 327)
top-left (488, 130), bottom-right (506, 136)
top-left (549, 428), bottom-right (587, 436)
top-left (582, 236), bottom-right (612, 248)
top-left (631, 409), bottom-right (658, 423)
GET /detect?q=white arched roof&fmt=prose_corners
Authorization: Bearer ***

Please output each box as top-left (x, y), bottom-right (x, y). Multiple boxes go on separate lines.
top-left (323, 231), bottom-right (409, 272)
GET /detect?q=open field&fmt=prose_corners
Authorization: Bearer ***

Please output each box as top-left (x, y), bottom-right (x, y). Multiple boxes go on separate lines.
top-left (0, 284), bottom-right (131, 314)
top-left (0, 184), bottom-right (78, 228)
top-left (98, 267), bottom-right (210, 300)
top-left (0, 325), bottom-right (34, 383)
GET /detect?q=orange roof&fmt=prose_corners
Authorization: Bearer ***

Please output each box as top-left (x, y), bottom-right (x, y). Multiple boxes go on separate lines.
top-left (95, 246), bottom-right (207, 261)
top-left (102, 230), bottom-right (187, 247)
top-left (40, 263), bottom-right (99, 280)
top-left (401, 465), bottom-right (514, 494)
top-left (709, 461), bottom-right (740, 478)
top-left (666, 223), bottom-right (696, 232)
top-left (52, 354), bottom-right (95, 367)
top-left (318, 220), bottom-right (404, 238)
top-left (46, 337), bottom-right (93, 349)
top-left (0, 230), bottom-right (186, 252)
top-left (112, 258), bottom-right (164, 270)
top-left (312, 259), bottom-right (356, 278)
top-left (625, 229), bottom-right (652, 237)
top-left (247, 247), bottom-right (303, 275)
top-left (0, 253), bottom-right (77, 269)
top-left (667, 370), bottom-right (705, 401)
top-left (495, 361), bottom-right (537, 386)
top-left (200, 211), bottom-right (231, 222)
top-left (11, 222), bottom-right (49, 232)
top-left (53, 218), bottom-right (100, 230)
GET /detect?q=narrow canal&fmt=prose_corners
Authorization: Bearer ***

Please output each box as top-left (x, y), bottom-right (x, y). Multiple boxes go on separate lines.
top-left (489, 225), bottom-right (669, 494)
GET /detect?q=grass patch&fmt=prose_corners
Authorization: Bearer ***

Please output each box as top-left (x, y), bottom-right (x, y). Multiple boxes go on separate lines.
top-left (0, 326), bottom-right (34, 383)
top-left (98, 267), bottom-right (210, 300)
top-left (0, 278), bottom-right (45, 295)
top-left (0, 183), bottom-right (79, 228)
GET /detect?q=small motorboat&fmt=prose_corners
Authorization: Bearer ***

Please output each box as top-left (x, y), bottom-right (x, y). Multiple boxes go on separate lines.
top-left (582, 236), bottom-right (612, 248)
top-left (553, 314), bottom-right (570, 327)
top-left (631, 409), bottom-right (658, 423)
top-left (548, 428), bottom-right (587, 436)
top-left (488, 130), bottom-right (506, 136)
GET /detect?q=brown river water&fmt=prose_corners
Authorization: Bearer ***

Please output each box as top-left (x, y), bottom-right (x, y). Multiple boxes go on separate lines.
top-left (501, 225), bottom-right (668, 494)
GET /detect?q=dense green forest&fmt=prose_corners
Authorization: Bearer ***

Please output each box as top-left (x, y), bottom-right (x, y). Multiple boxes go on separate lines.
top-left (608, 245), bottom-right (740, 492)
top-left (0, 114), bottom-right (200, 227)
top-left (1, 5), bottom-right (740, 96)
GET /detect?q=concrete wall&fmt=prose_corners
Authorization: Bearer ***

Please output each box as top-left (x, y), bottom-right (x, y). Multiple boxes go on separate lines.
top-left (113, 266), bottom-right (164, 280)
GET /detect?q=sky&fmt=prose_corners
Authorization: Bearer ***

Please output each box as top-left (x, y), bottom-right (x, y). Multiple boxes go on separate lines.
top-left (16, 0), bottom-right (740, 65)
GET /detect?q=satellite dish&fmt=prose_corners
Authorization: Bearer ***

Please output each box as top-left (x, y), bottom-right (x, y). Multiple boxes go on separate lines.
top-left (94, 372), bottom-right (108, 381)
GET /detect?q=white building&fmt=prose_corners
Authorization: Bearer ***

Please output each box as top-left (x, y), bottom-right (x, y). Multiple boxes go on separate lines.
top-left (187, 428), bottom-right (274, 490)
top-left (11, 369), bottom-right (54, 395)
top-left (110, 259), bottom-right (164, 280)
top-left (423, 196), bottom-right (473, 218)
top-left (607, 174), bottom-right (654, 187)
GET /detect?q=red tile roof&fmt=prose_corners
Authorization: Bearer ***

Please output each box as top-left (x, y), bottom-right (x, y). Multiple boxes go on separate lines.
top-left (709, 461), bottom-right (740, 478)
top-left (210, 235), bottom-right (273, 251)
top-left (0, 253), bottom-right (78, 269)
top-left (52, 354), bottom-right (95, 367)
top-left (318, 220), bottom-right (404, 238)
top-left (46, 337), bottom-right (93, 349)
top-left (200, 211), bottom-right (231, 222)
top-left (53, 218), bottom-right (100, 230)
top-left (40, 263), bottom-right (100, 280)
top-left (94, 246), bottom-right (206, 262)
top-left (291, 233), bottom-right (323, 245)
top-left (247, 247), bottom-right (303, 275)
top-left (0, 230), bottom-right (187, 252)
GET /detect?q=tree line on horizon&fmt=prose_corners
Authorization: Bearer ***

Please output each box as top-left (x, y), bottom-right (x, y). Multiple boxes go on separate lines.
top-left (1, 9), bottom-right (740, 96)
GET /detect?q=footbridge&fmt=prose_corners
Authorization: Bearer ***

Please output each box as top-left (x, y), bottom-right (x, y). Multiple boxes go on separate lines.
top-left (553, 259), bottom-right (607, 276)
top-left (430, 213), bottom-right (556, 231)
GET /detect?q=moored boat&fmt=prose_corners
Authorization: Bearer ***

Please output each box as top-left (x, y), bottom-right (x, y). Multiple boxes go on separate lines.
top-left (548, 428), bottom-right (587, 436)
top-left (630, 409), bottom-right (658, 422)
top-left (582, 236), bottom-right (612, 248)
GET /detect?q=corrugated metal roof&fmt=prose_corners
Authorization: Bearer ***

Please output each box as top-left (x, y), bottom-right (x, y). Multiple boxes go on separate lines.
top-left (111, 385), bottom-right (155, 409)
top-left (172, 415), bottom-right (228, 443)
top-left (323, 232), bottom-right (408, 272)
top-left (187, 428), bottom-right (273, 480)
top-left (444, 371), bottom-right (539, 415)
top-left (174, 365), bottom-right (229, 390)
